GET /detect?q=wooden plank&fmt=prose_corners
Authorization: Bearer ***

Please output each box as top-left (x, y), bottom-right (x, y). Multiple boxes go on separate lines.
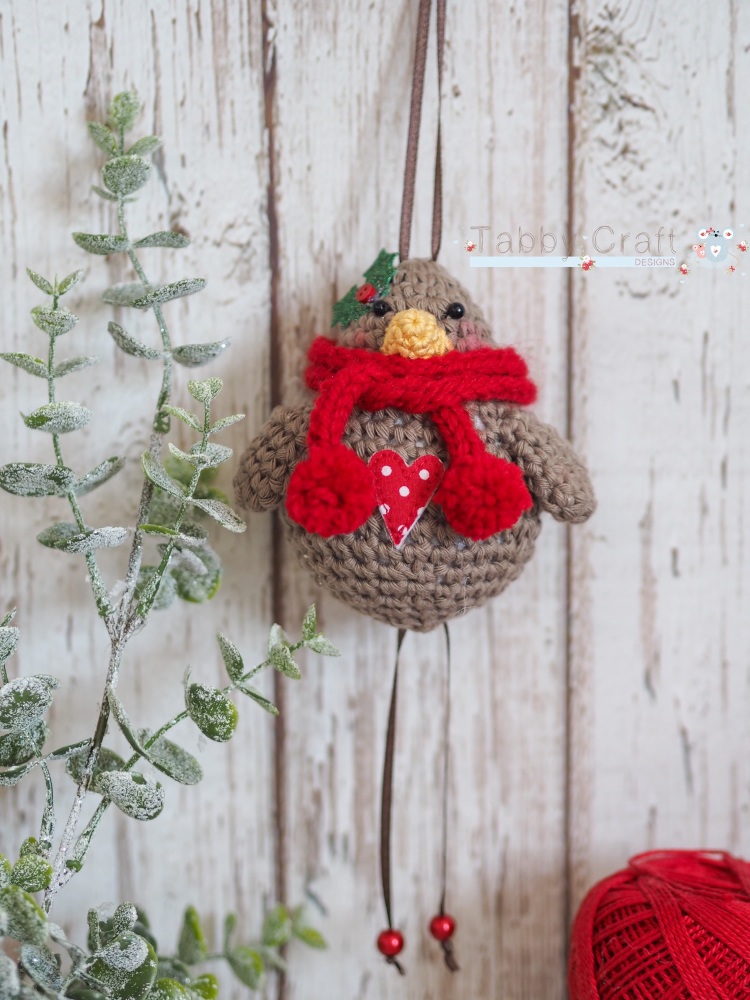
top-left (568, 0), bottom-right (750, 928)
top-left (0, 2), bottom-right (274, 994)
top-left (264, 2), bottom-right (573, 997)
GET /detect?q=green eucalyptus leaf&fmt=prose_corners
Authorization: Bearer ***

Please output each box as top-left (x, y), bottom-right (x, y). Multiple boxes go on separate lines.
top-left (149, 979), bottom-right (192, 1000)
top-left (190, 974), bottom-right (219, 1000)
top-left (187, 442), bottom-right (232, 469)
top-left (262, 905), bottom-right (291, 948)
top-left (217, 634), bottom-right (243, 684)
top-left (187, 377), bottom-right (222, 403)
top-left (159, 405), bottom-right (201, 432)
top-left (0, 854), bottom-right (11, 886)
top-left (10, 856), bottom-right (52, 893)
top-left (137, 731), bottom-right (203, 786)
top-left (87, 121), bottom-right (118, 155)
top-left (305, 634), bottom-right (341, 657)
top-left (0, 625), bottom-right (20, 663)
top-left (154, 958), bottom-right (191, 985)
top-left (87, 908), bottom-right (101, 951)
top-left (268, 632), bottom-right (302, 681)
top-left (127, 135), bottom-right (163, 157)
top-left (301, 605), bottom-right (317, 640)
top-left (259, 946), bottom-right (288, 973)
top-left (0, 724), bottom-right (46, 767)
top-left (177, 906), bottom-right (207, 964)
top-left (92, 183), bottom-right (119, 202)
top-left (37, 522), bottom-right (128, 554)
top-left (21, 943), bottom-right (63, 991)
top-left (101, 281), bottom-right (149, 307)
top-left (227, 946), bottom-right (263, 990)
top-left (102, 155), bottom-right (151, 196)
top-left (108, 91), bottom-right (141, 131)
top-left (0, 462), bottom-right (76, 497)
top-left (0, 352), bottom-right (48, 377)
top-left (292, 925), bottom-right (327, 949)
top-left (54, 355), bottom-right (100, 377)
top-left (223, 913), bottom-right (237, 950)
top-left (30, 305), bottom-right (77, 337)
top-left (109, 903), bottom-right (138, 939)
top-left (172, 545), bottom-right (221, 603)
top-left (134, 566), bottom-right (177, 611)
top-left (22, 402), bottom-right (92, 434)
top-left (86, 930), bottom-right (157, 1000)
top-left (131, 278), bottom-right (206, 309)
top-left (0, 953), bottom-right (20, 997)
top-left (0, 761), bottom-right (37, 785)
top-left (97, 771), bottom-right (165, 821)
top-left (172, 340), bottom-right (229, 368)
top-left (72, 233), bottom-right (130, 255)
top-left (0, 885), bottom-right (47, 945)
top-left (74, 456), bottom-right (125, 496)
top-left (133, 230), bottom-right (189, 249)
top-left (235, 682), bottom-right (279, 715)
top-left (209, 412), bottom-right (245, 435)
top-left (44, 738), bottom-right (91, 761)
top-left (188, 497), bottom-right (246, 533)
top-left (185, 680), bottom-right (238, 743)
top-left (0, 677), bottom-right (55, 731)
top-left (58, 269), bottom-right (84, 295)
top-left (66, 746), bottom-right (125, 792)
top-left (108, 321), bottom-right (162, 360)
top-left (26, 268), bottom-right (54, 295)
top-left (167, 545), bottom-right (207, 576)
top-left (142, 453), bottom-right (187, 499)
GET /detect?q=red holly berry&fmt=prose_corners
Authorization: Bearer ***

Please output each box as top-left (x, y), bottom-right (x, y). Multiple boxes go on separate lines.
top-left (429, 914), bottom-right (456, 941)
top-left (377, 929), bottom-right (404, 957)
top-left (355, 283), bottom-right (377, 303)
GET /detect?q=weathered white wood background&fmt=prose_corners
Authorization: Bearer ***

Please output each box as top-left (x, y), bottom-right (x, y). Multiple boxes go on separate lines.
top-left (1, 2), bottom-right (749, 998)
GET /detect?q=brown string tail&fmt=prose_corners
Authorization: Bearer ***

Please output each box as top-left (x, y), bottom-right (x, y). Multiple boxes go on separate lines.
top-left (437, 622), bottom-right (460, 972)
top-left (399, 0), bottom-right (446, 263)
top-left (380, 628), bottom-right (407, 975)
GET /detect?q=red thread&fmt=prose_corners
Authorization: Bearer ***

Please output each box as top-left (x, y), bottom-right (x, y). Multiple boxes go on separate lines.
top-left (569, 850), bottom-right (750, 1000)
top-left (286, 337), bottom-right (537, 540)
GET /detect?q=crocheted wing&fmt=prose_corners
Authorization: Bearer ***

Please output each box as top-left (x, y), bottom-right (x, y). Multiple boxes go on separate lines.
top-left (233, 404), bottom-right (311, 514)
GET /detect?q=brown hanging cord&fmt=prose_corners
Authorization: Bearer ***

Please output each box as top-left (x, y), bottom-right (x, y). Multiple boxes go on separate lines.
top-left (437, 622), bottom-right (459, 971)
top-left (398, 0), bottom-right (446, 263)
top-left (380, 628), bottom-right (407, 974)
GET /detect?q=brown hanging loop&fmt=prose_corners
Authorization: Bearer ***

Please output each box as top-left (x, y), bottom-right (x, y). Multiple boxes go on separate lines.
top-left (399, 0), bottom-right (446, 263)
top-left (436, 622), bottom-right (459, 972)
top-left (379, 628), bottom-right (407, 974)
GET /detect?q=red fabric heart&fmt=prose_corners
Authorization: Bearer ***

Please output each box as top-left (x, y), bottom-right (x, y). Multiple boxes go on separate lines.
top-left (369, 450), bottom-right (445, 549)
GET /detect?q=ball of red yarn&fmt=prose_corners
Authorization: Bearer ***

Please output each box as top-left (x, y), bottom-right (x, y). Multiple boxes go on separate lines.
top-left (286, 443), bottom-right (374, 537)
top-left (569, 850), bottom-right (750, 1000)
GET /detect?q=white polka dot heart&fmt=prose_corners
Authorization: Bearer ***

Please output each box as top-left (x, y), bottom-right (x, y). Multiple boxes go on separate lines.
top-left (368, 449), bottom-right (446, 549)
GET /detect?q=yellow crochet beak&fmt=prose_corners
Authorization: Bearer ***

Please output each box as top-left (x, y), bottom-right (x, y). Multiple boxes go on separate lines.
top-left (380, 308), bottom-right (454, 359)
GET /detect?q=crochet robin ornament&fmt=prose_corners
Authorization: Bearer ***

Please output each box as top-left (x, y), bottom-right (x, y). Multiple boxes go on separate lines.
top-left (233, 252), bottom-right (596, 632)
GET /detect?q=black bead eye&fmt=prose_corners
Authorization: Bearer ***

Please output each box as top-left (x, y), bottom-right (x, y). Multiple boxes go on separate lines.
top-left (446, 302), bottom-right (465, 320)
top-left (372, 300), bottom-right (391, 317)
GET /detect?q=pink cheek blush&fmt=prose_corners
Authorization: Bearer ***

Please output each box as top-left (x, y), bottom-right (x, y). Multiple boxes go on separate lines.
top-left (456, 320), bottom-right (482, 352)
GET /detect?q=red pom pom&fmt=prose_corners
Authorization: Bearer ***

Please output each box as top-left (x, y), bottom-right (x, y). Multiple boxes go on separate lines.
top-left (436, 453), bottom-right (532, 541)
top-left (286, 444), bottom-right (375, 537)
top-left (355, 283), bottom-right (377, 303)
top-left (428, 914), bottom-right (456, 941)
top-left (377, 929), bottom-right (404, 957)
top-left (569, 850), bottom-right (750, 1000)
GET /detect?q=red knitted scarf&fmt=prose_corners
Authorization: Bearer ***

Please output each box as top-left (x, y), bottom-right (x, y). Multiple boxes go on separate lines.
top-left (286, 336), bottom-right (538, 541)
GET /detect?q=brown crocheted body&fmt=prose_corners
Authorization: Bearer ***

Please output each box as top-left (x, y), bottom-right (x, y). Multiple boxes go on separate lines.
top-left (234, 397), bottom-right (596, 631)
top-left (287, 405), bottom-right (541, 631)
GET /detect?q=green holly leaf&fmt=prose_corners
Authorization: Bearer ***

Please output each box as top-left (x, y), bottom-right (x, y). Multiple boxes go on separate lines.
top-left (363, 248), bottom-right (399, 294)
top-left (331, 285), bottom-right (367, 329)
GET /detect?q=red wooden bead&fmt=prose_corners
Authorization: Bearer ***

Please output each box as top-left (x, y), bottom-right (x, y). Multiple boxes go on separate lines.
top-left (429, 914), bottom-right (456, 941)
top-left (377, 929), bottom-right (404, 957)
